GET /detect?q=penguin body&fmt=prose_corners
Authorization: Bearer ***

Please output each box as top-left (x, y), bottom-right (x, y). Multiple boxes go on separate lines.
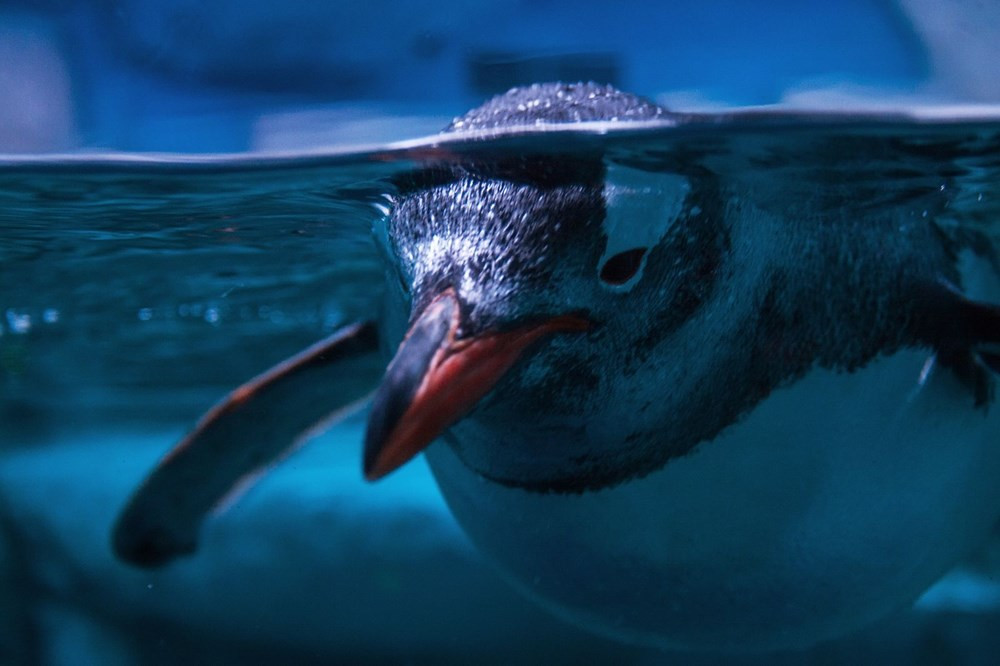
top-left (113, 83), bottom-right (1000, 651)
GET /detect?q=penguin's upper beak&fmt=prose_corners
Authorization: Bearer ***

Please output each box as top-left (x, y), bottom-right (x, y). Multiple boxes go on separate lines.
top-left (363, 288), bottom-right (589, 480)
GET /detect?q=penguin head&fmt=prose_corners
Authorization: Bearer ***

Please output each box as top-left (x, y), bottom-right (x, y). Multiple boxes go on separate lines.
top-left (364, 83), bottom-right (719, 491)
top-left (388, 158), bottom-right (605, 338)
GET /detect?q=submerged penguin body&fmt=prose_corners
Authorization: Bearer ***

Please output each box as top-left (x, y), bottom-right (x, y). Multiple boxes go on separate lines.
top-left (383, 109), bottom-right (1000, 645)
top-left (412, 183), bottom-right (1000, 647)
top-left (112, 83), bottom-right (1000, 651)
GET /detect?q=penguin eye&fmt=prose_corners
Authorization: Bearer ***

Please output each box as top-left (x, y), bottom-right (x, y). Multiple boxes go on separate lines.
top-left (599, 248), bottom-right (647, 285)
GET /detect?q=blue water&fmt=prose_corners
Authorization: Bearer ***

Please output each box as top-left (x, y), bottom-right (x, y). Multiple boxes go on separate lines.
top-left (2, 114), bottom-right (1000, 663)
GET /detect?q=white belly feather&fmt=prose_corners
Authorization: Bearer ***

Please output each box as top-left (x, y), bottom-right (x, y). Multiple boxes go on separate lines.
top-left (425, 252), bottom-right (1000, 651)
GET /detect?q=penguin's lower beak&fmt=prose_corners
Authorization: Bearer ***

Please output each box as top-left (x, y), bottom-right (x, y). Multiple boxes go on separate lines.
top-left (363, 288), bottom-right (589, 481)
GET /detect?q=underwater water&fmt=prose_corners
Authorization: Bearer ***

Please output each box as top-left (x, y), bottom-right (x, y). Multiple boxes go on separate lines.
top-left (3, 112), bottom-right (1000, 663)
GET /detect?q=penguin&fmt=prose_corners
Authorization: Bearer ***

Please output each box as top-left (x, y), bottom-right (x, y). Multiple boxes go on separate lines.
top-left (112, 83), bottom-right (1000, 651)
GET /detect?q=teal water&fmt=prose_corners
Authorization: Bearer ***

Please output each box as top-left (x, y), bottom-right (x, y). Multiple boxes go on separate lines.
top-left (2, 113), bottom-right (1000, 663)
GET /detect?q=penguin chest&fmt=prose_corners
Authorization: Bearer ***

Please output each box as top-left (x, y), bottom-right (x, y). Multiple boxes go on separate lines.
top-left (425, 348), bottom-right (1000, 650)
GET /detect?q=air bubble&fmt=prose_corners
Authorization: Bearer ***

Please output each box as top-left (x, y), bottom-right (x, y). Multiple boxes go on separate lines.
top-left (5, 310), bottom-right (31, 334)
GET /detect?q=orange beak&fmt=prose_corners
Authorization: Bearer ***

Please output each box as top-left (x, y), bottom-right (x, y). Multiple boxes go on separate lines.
top-left (363, 289), bottom-right (589, 480)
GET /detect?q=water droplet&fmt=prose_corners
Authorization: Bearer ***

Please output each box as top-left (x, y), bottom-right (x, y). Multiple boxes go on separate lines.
top-left (137, 308), bottom-right (153, 321)
top-left (43, 308), bottom-right (59, 324)
top-left (204, 307), bottom-right (220, 325)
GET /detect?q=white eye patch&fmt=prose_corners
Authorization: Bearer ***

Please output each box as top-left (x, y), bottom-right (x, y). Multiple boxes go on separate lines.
top-left (600, 164), bottom-right (691, 290)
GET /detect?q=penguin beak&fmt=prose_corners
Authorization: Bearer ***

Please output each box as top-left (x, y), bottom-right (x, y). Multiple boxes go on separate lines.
top-left (363, 288), bottom-right (589, 480)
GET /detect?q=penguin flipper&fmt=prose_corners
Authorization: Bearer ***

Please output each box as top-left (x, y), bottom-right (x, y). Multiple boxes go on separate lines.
top-left (979, 351), bottom-right (1000, 375)
top-left (965, 301), bottom-right (1000, 406)
top-left (111, 321), bottom-right (383, 568)
top-left (940, 348), bottom-right (996, 408)
top-left (924, 281), bottom-right (1000, 406)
